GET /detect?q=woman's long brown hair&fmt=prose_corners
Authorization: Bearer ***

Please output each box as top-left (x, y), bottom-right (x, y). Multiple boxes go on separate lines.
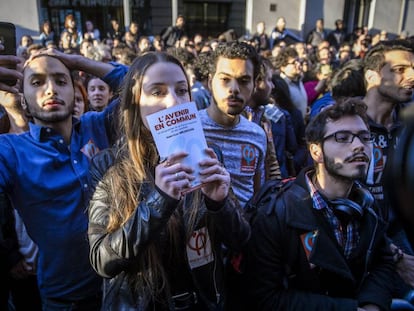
top-left (103, 52), bottom-right (201, 301)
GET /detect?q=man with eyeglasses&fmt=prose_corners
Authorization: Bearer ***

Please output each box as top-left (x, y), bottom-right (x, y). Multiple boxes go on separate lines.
top-left (274, 47), bottom-right (308, 119)
top-left (245, 98), bottom-right (394, 311)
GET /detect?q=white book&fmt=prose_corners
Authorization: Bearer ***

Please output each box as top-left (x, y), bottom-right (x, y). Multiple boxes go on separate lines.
top-left (146, 102), bottom-right (209, 192)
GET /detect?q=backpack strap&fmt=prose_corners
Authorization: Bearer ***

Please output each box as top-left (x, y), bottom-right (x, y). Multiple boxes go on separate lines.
top-left (246, 178), bottom-right (295, 225)
top-left (231, 178), bottom-right (295, 274)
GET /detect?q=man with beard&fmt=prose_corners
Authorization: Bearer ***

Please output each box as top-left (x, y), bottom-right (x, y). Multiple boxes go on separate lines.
top-left (0, 49), bottom-right (127, 310)
top-left (363, 39), bottom-right (414, 216)
top-left (274, 47), bottom-right (308, 120)
top-left (246, 99), bottom-right (394, 310)
top-left (363, 39), bottom-right (414, 301)
top-left (199, 41), bottom-right (267, 208)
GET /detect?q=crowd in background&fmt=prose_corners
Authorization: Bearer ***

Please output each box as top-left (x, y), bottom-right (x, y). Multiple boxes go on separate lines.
top-left (17, 15), bottom-right (413, 128)
top-left (1, 11), bottom-right (414, 311)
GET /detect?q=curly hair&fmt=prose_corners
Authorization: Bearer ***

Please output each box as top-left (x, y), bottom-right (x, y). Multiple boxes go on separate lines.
top-left (192, 51), bottom-right (211, 82)
top-left (209, 41), bottom-right (260, 79)
top-left (305, 97), bottom-right (369, 145)
top-left (166, 47), bottom-right (195, 67)
top-left (273, 47), bottom-right (299, 69)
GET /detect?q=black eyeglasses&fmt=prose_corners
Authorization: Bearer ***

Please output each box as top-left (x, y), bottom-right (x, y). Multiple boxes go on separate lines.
top-left (322, 131), bottom-right (375, 144)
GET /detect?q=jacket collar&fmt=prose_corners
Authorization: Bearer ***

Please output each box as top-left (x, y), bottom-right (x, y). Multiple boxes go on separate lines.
top-left (284, 168), bottom-right (386, 281)
top-left (29, 117), bottom-right (80, 142)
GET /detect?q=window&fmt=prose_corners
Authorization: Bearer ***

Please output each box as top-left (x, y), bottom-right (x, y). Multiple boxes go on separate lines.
top-left (184, 2), bottom-right (231, 38)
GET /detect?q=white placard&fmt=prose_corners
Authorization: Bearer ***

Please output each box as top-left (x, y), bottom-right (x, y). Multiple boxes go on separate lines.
top-left (146, 102), bottom-right (209, 191)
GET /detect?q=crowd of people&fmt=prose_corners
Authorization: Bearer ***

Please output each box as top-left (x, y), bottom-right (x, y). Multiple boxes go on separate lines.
top-left (0, 12), bottom-right (414, 311)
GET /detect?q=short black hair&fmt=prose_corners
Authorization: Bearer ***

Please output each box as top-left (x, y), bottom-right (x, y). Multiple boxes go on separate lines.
top-left (256, 56), bottom-right (274, 82)
top-left (271, 74), bottom-right (295, 112)
top-left (193, 52), bottom-right (211, 82)
top-left (330, 59), bottom-right (365, 99)
top-left (364, 39), bottom-right (414, 74)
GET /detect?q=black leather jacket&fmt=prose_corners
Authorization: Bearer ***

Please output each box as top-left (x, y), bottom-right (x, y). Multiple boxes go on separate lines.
top-left (88, 148), bottom-right (250, 310)
top-left (0, 193), bottom-right (22, 276)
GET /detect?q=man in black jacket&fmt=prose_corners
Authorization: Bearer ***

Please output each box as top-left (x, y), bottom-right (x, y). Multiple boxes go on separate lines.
top-left (246, 98), bottom-right (394, 310)
top-left (161, 15), bottom-right (187, 48)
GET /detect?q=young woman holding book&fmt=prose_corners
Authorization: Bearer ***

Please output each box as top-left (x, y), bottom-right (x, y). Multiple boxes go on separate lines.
top-left (87, 51), bottom-right (250, 310)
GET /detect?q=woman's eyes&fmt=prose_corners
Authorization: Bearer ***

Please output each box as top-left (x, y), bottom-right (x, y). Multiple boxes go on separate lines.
top-left (150, 87), bottom-right (189, 97)
top-left (176, 88), bottom-right (189, 96)
top-left (151, 89), bottom-right (162, 96)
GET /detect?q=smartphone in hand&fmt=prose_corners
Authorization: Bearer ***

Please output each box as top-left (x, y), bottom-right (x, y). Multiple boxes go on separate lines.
top-left (0, 22), bottom-right (17, 86)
